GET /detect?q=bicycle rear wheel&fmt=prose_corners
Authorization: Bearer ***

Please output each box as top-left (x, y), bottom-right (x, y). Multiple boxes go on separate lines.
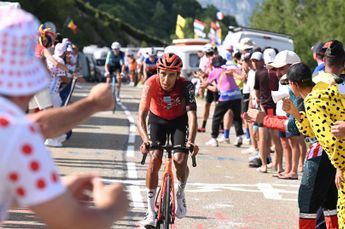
top-left (162, 174), bottom-right (171, 229)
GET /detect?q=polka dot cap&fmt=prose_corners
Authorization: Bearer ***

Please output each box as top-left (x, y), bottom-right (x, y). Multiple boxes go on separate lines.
top-left (0, 8), bottom-right (49, 96)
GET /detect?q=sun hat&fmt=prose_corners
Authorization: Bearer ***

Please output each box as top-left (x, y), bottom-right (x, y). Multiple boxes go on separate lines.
top-left (239, 38), bottom-right (255, 51)
top-left (267, 50), bottom-right (301, 69)
top-left (0, 8), bottom-right (49, 96)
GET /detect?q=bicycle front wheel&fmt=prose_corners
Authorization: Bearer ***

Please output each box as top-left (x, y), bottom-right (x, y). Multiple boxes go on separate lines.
top-left (162, 174), bottom-right (171, 229)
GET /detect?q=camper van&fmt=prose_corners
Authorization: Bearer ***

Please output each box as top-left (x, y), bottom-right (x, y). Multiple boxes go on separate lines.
top-left (222, 26), bottom-right (294, 52)
top-left (164, 38), bottom-right (209, 80)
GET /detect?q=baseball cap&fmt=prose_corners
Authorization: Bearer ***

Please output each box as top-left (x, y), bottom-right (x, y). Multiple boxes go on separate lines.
top-left (311, 42), bottom-right (325, 56)
top-left (263, 48), bottom-right (276, 65)
top-left (0, 8), bottom-right (49, 96)
top-left (267, 50), bottom-right (301, 69)
top-left (54, 42), bottom-right (67, 56)
top-left (250, 52), bottom-right (263, 61)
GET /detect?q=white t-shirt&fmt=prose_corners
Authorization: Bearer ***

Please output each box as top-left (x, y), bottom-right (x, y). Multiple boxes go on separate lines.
top-left (199, 56), bottom-right (210, 73)
top-left (0, 97), bottom-right (65, 223)
top-left (46, 55), bottom-right (66, 93)
top-left (243, 69), bottom-right (255, 94)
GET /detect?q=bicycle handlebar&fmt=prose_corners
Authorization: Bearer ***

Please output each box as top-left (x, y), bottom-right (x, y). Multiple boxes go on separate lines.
top-left (140, 144), bottom-right (197, 167)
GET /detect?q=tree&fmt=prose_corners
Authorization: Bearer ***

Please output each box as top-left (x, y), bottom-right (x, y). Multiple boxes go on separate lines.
top-left (250, 0), bottom-right (345, 68)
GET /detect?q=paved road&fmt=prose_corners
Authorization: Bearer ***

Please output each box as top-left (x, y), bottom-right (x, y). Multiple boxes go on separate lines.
top-left (3, 83), bottom-right (300, 229)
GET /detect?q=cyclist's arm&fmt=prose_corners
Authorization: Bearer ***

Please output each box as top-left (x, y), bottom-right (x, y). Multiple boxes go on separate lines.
top-left (137, 84), bottom-right (151, 142)
top-left (187, 110), bottom-right (197, 143)
top-left (104, 52), bottom-right (112, 76)
top-left (184, 81), bottom-right (197, 143)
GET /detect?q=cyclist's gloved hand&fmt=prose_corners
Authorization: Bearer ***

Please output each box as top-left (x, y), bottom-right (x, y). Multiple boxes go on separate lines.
top-left (140, 141), bottom-right (151, 154)
top-left (187, 142), bottom-right (199, 157)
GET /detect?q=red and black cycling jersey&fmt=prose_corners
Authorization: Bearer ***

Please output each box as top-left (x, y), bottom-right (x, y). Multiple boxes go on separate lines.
top-left (140, 75), bottom-right (196, 120)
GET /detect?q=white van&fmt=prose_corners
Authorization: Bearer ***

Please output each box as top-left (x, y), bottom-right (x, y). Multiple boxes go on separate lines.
top-left (164, 38), bottom-right (209, 80)
top-left (222, 26), bottom-right (294, 52)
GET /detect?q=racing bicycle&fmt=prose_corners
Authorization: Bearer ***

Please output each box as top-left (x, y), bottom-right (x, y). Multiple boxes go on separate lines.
top-left (141, 140), bottom-right (196, 229)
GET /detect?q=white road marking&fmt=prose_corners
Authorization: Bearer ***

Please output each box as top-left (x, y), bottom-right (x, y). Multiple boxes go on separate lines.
top-left (256, 183), bottom-right (282, 200)
top-left (128, 134), bottom-right (135, 144)
top-left (127, 162), bottom-right (138, 179)
top-left (127, 145), bottom-right (135, 158)
top-left (102, 178), bottom-right (297, 202)
top-left (118, 102), bottom-right (145, 212)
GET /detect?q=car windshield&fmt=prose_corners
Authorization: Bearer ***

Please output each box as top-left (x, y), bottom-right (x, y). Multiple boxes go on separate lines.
top-left (189, 53), bottom-right (200, 68)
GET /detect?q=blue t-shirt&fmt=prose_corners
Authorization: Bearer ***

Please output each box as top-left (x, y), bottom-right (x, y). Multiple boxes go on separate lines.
top-left (312, 63), bottom-right (325, 76)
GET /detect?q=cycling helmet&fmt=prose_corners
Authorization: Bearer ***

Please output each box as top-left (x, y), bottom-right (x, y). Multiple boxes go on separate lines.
top-left (111, 41), bottom-right (121, 49)
top-left (157, 53), bottom-right (183, 72)
top-left (38, 24), bottom-right (55, 48)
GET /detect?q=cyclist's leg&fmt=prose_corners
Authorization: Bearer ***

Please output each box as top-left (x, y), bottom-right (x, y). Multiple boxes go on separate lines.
top-left (116, 70), bottom-right (122, 98)
top-left (143, 116), bottom-right (166, 225)
top-left (170, 115), bottom-right (189, 218)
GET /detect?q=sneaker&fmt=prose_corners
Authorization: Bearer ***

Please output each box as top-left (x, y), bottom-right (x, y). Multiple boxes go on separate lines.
top-left (249, 159), bottom-right (261, 168)
top-left (57, 134), bottom-right (67, 143)
top-left (44, 138), bottom-right (63, 147)
top-left (244, 138), bottom-right (251, 145)
top-left (176, 191), bottom-right (187, 219)
top-left (197, 127), bottom-right (206, 133)
top-left (205, 138), bottom-right (218, 147)
top-left (234, 136), bottom-right (243, 147)
top-left (217, 136), bottom-right (230, 144)
top-left (142, 211), bottom-right (156, 227)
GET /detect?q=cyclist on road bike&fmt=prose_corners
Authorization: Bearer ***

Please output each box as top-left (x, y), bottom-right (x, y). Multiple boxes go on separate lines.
top-left (104, 41), bottom-right (125, 100)
top-left (137, 53), bottom-right (199, 227)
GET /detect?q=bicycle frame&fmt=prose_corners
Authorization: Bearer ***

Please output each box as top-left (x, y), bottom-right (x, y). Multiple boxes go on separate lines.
top-left (156, 147), bottom-right (176, 226)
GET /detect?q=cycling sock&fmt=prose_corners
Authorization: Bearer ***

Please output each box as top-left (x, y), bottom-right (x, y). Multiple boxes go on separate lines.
top-left (224, 129), bottom-right (230, 138)
top-left (147, 188), bottom-right (156, 213)
top-left (177, 181), bottom-right (186, 194)
top-left (202, 120), bottom-right (207, 128)
top-left (246, 128), bottom-right (250, 139)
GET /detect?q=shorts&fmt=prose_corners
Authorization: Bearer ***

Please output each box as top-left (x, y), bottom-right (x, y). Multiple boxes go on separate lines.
top-left (279, 131), bottom-right (293, 138)
top-left (148, 112), bottom-right (188, 153)
top-left (109, 65), bottom-right (122, 75)
top-left (206, 89), bottom-right (219, 103)
top-left (242, 93), bottom-right (250, 112)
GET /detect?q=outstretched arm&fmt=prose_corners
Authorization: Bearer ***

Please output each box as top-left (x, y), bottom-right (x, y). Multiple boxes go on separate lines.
top-left (27, 83), bottom-right (114, 138)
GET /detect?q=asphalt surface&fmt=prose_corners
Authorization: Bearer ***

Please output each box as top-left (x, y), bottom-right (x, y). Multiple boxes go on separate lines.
top-left (2, 82), bottom-right (300, 229)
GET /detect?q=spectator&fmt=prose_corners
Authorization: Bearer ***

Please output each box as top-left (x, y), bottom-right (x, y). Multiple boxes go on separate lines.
top-left (0, 8), bottom-right (128, 228)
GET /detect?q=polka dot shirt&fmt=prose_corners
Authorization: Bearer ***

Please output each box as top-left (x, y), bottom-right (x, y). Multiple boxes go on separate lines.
top-left (303, 84), bottom-right (345, 171)
top-left (0, 97), bottom-right (65, 223)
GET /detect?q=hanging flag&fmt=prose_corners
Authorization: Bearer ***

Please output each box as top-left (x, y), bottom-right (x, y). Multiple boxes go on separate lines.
top-left (67, 19), bottom-right (77, 34)
top-left (208, 22), bottom-right (221, 46)
top-left (193, 19), bottom-right (206, 38)
top-left (175, 14), bottom-right (186, 39)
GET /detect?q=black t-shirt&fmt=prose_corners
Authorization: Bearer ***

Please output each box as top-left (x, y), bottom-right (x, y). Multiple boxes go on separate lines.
top-left (254, 68), bottom-right (278, 109)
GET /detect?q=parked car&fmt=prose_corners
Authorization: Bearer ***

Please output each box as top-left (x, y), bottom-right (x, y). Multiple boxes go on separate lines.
top-left (222, 26), bottom-right (294, 52)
